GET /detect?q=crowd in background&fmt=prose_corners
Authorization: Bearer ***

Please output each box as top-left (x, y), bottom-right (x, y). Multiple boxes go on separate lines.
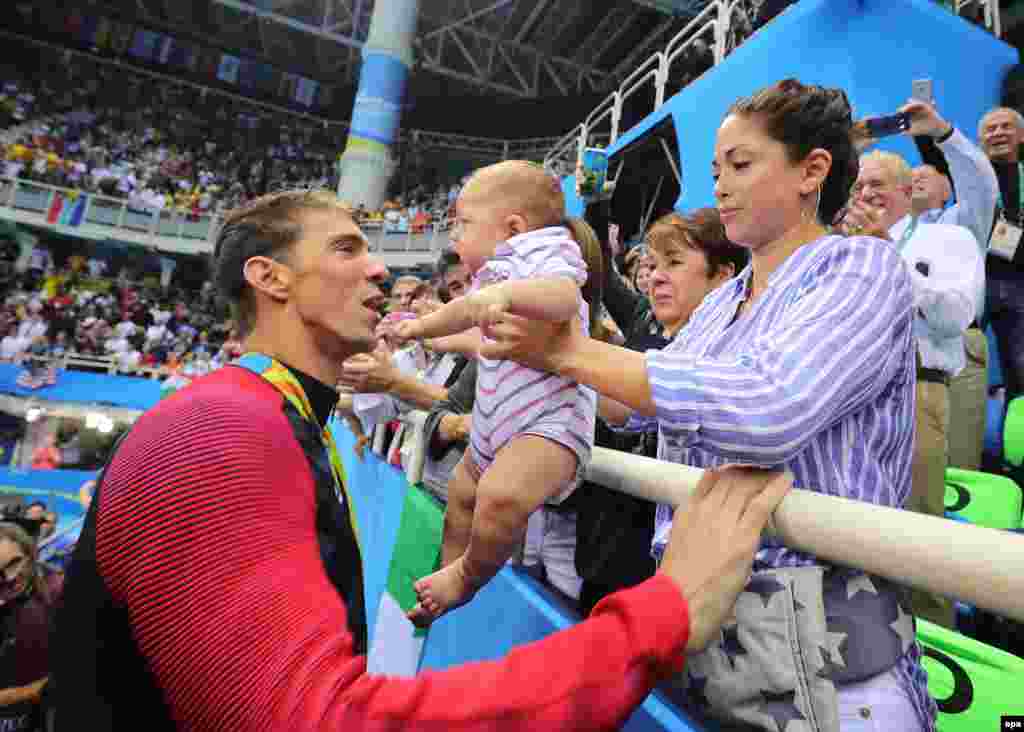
top-left (0, 239), bottom-right (242, 381)
top-left (0, 49), bottom-right (468, 227)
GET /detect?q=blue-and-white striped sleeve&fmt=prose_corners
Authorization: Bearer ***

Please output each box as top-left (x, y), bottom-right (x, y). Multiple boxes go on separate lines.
top-left (644, 238), bottom-right (915, 467)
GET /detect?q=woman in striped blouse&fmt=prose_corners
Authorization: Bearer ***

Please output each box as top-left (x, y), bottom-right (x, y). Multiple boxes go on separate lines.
top-left (482, 79), bottom-right (935, 731)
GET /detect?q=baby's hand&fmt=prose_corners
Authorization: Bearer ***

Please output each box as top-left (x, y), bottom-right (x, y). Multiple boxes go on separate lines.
top-left (466, 286), bottom-right (511, 332)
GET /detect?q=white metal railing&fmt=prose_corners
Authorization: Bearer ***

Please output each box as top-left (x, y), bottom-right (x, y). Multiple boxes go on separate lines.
top-left (955, 0), bottom-right (1001, 37)
top-left (544, 0), bottom-right (1003, 173)
top-left (0, 175), bottom-right (221, 247)
top-left (358, 408), bottom-right (1024, 628)
top-left (367, 410), bottom-right (432, 487)
top-left (0, 175), bottom-right (452, 256)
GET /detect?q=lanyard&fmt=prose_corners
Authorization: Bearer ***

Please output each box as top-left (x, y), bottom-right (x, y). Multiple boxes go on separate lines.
top-left (235, 352), bottom-right (361, 553)
top-left (996, 162), bottom-right (1024, 224)
top-left (895, 215), bottom-right (919, 252)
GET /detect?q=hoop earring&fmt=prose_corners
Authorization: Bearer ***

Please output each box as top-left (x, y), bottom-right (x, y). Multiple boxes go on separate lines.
top-left (801, 186), bottom-right (823, 224)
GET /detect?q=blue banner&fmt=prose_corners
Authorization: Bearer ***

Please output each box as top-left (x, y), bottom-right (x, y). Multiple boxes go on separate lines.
top-left (0, 364), bottom-right (161, 411)
top-left (348, 53), bottom-right (408, 146)
top-left (0, 468), bottom-right (96, 524)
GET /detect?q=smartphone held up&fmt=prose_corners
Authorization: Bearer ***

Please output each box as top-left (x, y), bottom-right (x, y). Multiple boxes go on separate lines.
top-left (862, 112), bottom-right (912, 139)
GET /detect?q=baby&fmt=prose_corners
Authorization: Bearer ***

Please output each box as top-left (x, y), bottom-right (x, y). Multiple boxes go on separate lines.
top-left (395, 160), bottom-right (596, 626)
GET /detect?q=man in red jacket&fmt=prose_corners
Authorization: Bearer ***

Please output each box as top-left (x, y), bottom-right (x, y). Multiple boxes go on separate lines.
top-left (51, 189), bottom-right (789, 731)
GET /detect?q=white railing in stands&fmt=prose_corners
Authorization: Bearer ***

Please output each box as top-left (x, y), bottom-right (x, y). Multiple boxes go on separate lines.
top-left (543, 0), bottom-right (1002, 174)
top-left (0, 176), bottom-right (454, 255)
top-left (366, 411), bottom-right (430, 486)
top-left (0, 175), bottom-right (221, 247)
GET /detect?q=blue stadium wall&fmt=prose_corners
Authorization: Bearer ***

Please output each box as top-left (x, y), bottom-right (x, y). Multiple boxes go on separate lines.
top-left (563, 0), bottom-right (1019, 216)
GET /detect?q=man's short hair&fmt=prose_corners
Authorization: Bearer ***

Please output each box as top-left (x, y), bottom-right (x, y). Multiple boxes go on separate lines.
top-left (27, 501), bottom-right (46, 511)
top-left (978, 107), bottom-right (1024, 140)
top-left (212, 190), bottom-right (352, 338)
top-left (860, 150), bottom-right (912, 189)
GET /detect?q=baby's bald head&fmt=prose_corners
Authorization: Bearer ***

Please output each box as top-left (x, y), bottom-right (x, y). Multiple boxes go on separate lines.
top-left (461, 161), bottom-right (565, 231)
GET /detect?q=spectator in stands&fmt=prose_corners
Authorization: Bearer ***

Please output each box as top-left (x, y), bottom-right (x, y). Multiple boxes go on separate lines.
top-left (16, 307), bottom-right (47, 345)
top-left (77, 480), bottom-right (96, 510)
top-left (25, 245), bottom-right (51, 287)
top-left (576, 204), bottom-right (749, 615)
top-left (0, 324), bottom-right (21, 362)
top-left (978, 106), bottom-right (1024, 406)
top-left (389, 274), bottom-right (422, 312)
top-left (0, 522), bottom-right (61, 732)
top-left (844, 148), bottom-right (982, 628)
top-left (30, 435), bottom-right (61, 472)
top-left (631, 251), bottom-right (654, 295)
top-left (22, 504), bottom-right (45, 524)
top-left (421, 357), bottom-right (476, 503)
top-left (50, 186), bottom-right (793, 729)
top-left (436, 250), bottom-right (472, 304)
top-left (49, 332), bottom-right (67, 360)
top-left (409, 281), bottom-right (441, 317)
top-left (905, 99), bottom-right (999, 471)
top-left (38, 513), bottom-right (56, 542)
top-left (484, 79), bottom-right (936, 731)
top-left (622, 244), bottom-right (648, 291)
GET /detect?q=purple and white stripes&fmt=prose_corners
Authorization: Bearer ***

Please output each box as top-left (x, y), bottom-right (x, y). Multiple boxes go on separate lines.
top-left (641, 234), bottom-right (935, 728)
top-left (646, 235), bottom-right (916, 559)
top-left (469, 227), bottom-right (596, 482)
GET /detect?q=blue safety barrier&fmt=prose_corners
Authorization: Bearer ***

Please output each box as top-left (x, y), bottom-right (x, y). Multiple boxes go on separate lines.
top-left (0, 467), bottom-right (95, 524)
top-left (331, 420), bottom-right (705, 731)
top-left (0, 364), bottom-right (161, 411)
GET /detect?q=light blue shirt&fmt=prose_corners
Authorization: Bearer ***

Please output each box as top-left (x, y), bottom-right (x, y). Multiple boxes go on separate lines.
top-left (916, 128), bottom-right (999, 253)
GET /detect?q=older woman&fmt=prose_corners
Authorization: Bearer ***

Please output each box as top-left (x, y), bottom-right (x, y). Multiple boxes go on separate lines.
top-left (577, 204), bottom-right (747, 614)
top-left (483, 79), bottom-right (933, 731)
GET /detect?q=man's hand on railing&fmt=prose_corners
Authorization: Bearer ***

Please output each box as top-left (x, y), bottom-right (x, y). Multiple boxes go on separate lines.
top-left (660, 466), bottom-right (791, 653)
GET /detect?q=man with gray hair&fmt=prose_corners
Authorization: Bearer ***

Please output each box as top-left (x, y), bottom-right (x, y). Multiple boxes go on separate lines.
top-left (978, 106), bottom-right (1024, 407)
top-left (843, 147), bottom-right (983, 629)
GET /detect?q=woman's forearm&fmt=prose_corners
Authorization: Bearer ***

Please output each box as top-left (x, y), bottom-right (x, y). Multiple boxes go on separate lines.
top-left (559, 338), bottom-right (657, 417)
